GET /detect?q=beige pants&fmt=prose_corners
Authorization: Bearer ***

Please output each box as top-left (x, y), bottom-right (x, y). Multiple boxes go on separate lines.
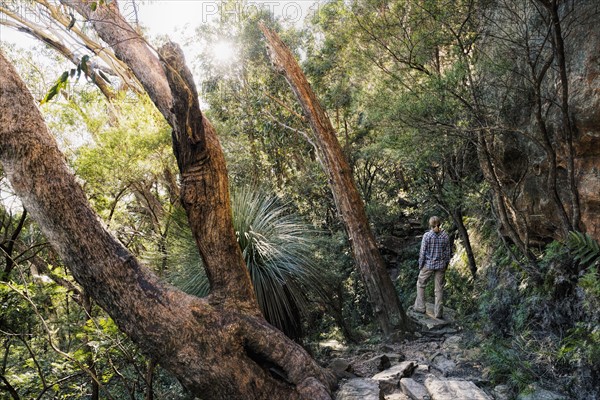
top-left (414, 267), bottom-right (446, 318)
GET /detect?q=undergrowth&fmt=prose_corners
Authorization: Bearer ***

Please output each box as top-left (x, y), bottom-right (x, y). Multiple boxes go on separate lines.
top-left (474, 234), bottom-right (600, 399)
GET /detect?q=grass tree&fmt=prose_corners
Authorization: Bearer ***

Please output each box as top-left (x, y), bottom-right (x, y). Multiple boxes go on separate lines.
top-left (173, 187), bottom-right (328, 340)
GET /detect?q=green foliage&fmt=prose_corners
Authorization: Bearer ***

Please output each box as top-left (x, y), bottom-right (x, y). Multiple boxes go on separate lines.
top-left (393, 243), bottom-right (421, 307)
top-left (444, 266), bottom-right (477, 316)
top-left (567, 231), bottom-right (600, 267)
top-left (39, 54), bottom-right (107, 104)
top-left (40, 71), bottom-right (69, 104)
top-left (69, 93), bottom-right (177, 263)
top-left (558, 266), bottom-right (600, 376)
top-left (5, 0), bottom-right (599, 397)
top-left (1, 262), bottom-right (187, 398)
top-left (579, 266), bottom-right (600, 309)
top-left (482, 338), bottom-right (537, 391)
top-left (474, 237), bottom-right (600, 397)
top-left (559, 321), bottom-right (600, 368)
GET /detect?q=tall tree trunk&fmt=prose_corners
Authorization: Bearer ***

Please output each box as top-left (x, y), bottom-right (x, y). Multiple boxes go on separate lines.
top-left (260, 24), bottom-right (412, 337)
top-left (0, 3), bottom-right (335, 399)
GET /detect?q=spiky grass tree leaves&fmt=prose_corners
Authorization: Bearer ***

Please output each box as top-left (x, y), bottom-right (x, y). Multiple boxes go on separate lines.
top-left (173, 187), bottom-right (327, 339)
top-left (567, 231), bottom-right (600, 267)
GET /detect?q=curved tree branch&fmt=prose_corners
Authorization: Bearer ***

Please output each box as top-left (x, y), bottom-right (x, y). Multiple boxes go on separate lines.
top-left (0, 48), bottom-right (334, 400)
top-left (0, 1), bottom-right (336, 397)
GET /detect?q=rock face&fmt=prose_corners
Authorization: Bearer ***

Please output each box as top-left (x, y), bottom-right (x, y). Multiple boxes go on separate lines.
top-left (567, 1), bottom-right (600, 241)
top-left (485, 0), bottom-right (600, 242)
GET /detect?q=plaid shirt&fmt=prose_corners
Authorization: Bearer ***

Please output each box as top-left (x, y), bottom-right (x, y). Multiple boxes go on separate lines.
top-left (418, 229), bottom-right (451, 270)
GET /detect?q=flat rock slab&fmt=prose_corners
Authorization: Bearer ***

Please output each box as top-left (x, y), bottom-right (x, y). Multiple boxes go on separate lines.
top-left (431, 353), bottom-right (456, 376)
top-left (373, 361), bottom-right (417, 381)
top-left (382, 352), bottom-right (406, 363)
top-left (400, 377), bottom-right (430, 400)
top-left (372, 361), bottom-right (417, 393)
top-left (442, 335), bottom-right (462, 350)
top-left (353, 354), bottom-right (392, 377)
top-left (425, 377), bottom-right (492, 400)
top-left (336, 378), bottom-right (383, 400)
top-left (385, 392), bottom-right (411, 400)
top-left (408, 303), bottom-right (454, 331)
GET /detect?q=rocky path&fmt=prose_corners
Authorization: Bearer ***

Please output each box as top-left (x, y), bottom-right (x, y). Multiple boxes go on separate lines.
top-left (324, 303), bottom-right (566, 400)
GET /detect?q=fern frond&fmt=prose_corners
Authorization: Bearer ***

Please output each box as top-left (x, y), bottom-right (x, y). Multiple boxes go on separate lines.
top-left (567, 231), bottom-right (600, 267)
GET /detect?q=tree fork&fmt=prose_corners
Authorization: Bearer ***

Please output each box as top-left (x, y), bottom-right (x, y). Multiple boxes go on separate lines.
top-left (1, 47), bottom-right (334, 400)
top-left (259, 23), bottom-right (412, 337)
top-left (0, 3), bottom-right (335, 397)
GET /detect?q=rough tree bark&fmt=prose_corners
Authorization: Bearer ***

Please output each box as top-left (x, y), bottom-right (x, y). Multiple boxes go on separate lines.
top-left (260, 24), bottom-right (412, 338)
top-left (0, 2), bottom-right (335, 398)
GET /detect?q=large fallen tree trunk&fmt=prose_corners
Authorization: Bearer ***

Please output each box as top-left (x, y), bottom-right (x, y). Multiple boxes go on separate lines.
top-left (260, 24), bottom-right (412, 338)
top-left (0, 1), bottom-right (335, 398)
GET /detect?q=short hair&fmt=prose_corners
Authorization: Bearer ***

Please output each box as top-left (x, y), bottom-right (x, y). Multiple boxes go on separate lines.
top-left (429, 216), bottom-right (441, 228)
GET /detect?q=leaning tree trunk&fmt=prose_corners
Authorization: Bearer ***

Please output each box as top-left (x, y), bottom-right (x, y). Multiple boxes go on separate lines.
top-left (0, 2), bottom-right (335, 398)
top-left (260, 24), bottom-right (412, 337)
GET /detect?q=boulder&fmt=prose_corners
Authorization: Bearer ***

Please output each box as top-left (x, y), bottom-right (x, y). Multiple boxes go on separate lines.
top-left (353, 354), bottom-right (392, 377)
top-left (373, 354), bottom-right (392, 371)
top-left (424, 377), bottom-right (492, 400)
top-left (442, 335), bottom-right (462, 351)
top-left (493, 384), bottom-right (512, 400)
top-left (430, 353), bottom-right (456, 376)
top-left (335, 378), bottom-right (383, 400)
top-left (372, 361), bottom-right (417, 394)
top-left (400, 377), bottom-right (430, 400)
top-left (329, 358), bottom-right (356, 379)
